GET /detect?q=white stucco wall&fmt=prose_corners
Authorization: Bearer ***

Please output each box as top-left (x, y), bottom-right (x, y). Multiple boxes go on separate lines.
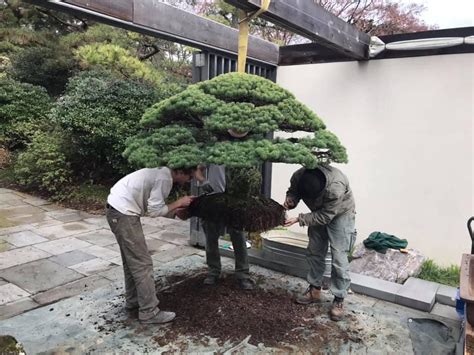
top-left (273, 53), bottom-right (474, 266)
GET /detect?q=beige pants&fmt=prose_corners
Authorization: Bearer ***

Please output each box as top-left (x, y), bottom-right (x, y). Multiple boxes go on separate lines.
top-left (106, 206), bottom-right (159, 321)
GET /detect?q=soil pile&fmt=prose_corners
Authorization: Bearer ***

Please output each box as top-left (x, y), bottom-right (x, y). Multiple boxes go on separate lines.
top-left (188, 193), bottom-right (286, 232)
top-left (154, 274), bottom-right (361, 348)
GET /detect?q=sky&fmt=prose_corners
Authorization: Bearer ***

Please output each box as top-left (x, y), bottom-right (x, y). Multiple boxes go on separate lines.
top-left (406, 0), bottom-right (474, 29)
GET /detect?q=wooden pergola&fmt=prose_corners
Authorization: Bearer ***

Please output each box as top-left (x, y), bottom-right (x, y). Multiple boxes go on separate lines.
top-left (25, 0), bottom-right (372, 65)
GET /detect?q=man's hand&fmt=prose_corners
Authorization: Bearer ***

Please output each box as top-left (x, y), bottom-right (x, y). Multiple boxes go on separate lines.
top-left (177, 195), bottom-right (195, 208)
top-left (283, 197), bottom-right (296, 210)
top-left (284, 217), bottom-right (299, 227)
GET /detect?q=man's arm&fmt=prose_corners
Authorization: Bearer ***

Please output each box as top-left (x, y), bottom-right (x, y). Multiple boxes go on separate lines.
top-left (147, 179), bottom-right (194, 217)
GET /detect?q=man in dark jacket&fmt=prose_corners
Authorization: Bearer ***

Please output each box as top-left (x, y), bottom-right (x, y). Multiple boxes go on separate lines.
top-left (284, 164), bottom-right (356, 321)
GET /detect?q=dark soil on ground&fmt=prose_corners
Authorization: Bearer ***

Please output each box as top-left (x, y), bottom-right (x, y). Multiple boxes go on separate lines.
top-left (152, 273), bottom-right (362, 349)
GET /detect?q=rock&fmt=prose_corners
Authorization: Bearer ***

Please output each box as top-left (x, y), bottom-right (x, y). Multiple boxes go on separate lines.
top-left (350, 244), bottom-right (426, 283)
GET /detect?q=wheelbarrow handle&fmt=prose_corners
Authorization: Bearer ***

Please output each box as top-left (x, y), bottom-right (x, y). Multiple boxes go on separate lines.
top-left (468, 216), bottom-right (474, 254)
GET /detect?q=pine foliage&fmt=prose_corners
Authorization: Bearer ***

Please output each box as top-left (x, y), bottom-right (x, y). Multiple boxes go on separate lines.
top-left (123, 72), bottom-right (348, 169)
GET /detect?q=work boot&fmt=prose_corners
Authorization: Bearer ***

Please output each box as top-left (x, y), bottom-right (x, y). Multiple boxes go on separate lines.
top-left (140, 310), bottom-right (176, 324)
top-left (238, 278), bottom-right (255, 290)
top-left (125, 304), bottom-right (139, 318)
top-left (203, 274), bottom-right (219, 285)
top-left (330, 298), bottom-right (344, 321)
top-left (295, 285), bottom-right (322, 304)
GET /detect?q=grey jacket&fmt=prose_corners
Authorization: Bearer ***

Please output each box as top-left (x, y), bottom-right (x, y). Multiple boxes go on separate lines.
top-left (286, 165), bottom-right (355, 227)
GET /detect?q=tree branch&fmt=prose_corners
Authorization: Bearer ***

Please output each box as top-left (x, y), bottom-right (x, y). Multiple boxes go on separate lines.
top-left (139, 44), bottom-right (160, 61)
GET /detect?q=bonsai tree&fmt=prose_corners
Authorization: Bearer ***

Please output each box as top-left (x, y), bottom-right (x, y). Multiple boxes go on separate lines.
top-left (124, 73), bottom-right (348, 231)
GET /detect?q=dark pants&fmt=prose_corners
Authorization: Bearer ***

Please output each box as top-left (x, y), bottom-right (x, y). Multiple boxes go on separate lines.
top-left (202, 220), bottom-right (250, 279)
top-left (106, 206), bottom-right (159, 321)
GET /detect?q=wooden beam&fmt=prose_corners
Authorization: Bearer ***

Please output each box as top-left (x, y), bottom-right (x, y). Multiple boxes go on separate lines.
top-left (280, 27), bottom-right (474, 65)
top-left (25, 0), bottom-right (279, 65)
top-left (225, 0), bottom-right (370, 60)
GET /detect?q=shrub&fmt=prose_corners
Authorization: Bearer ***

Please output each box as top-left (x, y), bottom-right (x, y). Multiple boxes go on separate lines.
top-left (14, 130), bottom-right (72, 199)
top-left (0, 78), bottom-right (52, 149)
top-left (10, 45), bottom-right (76, 96)
top-left (50, 70), bottom-right (163, 181)
top-left (417, 259), bottom-right (460, 287)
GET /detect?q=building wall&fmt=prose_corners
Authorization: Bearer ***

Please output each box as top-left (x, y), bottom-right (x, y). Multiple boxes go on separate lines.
top-left (274, 53), bottom-right (474, 266)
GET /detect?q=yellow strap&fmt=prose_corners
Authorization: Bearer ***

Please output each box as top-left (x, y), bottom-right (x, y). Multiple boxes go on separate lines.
top-left (237, 0), bottom-right (271, 73)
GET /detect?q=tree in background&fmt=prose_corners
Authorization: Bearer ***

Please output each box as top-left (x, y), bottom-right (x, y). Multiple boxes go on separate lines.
top-left (49, 70), bottom-right (165, 182)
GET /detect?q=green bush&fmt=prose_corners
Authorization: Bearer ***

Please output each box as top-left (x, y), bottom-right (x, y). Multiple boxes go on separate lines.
top-left (10, 46), bottom-right (76, 96)
top-left (417, 259), bottom-right (460, 287)
top-left (14, 130), bottom-right (72, 199)
top-left (0, 78), bottom-right (52, 149)
top-left (50, 70), bottom-right (165, 181)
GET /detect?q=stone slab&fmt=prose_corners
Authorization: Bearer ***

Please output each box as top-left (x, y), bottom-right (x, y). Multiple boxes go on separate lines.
top-left (436, 285), bottom-right (457, 307)
top-left (0, 205), bottom-right (45, 218)
top-left (38, 203), bottom-right (63, 212)
top-left (0, 240), bottom-right (14, 252)
top-left (151, 245), bottom-right (196, 264)
top-left (99, 266), bottom-right (123, 282)
top-left (0, 254), bottom-right (462, 355)
top-left (0, 279), bottom-right (7, 286)
top-left (0, 193), bottom-right (23, 203)
top-left (50, 212), bottom-right (85, 223)
top-left (21, 197), bottom-right (50, 206)
top-left (430, 303), bottom-right (460, 322)
top-left (33, 275), bottom-right (110, 305)
top-left (349, 272), bottom-right (402, 303)
top-left (35, 221), bottom-right (99, 240)
top-left (0, 283), bottom-right (30, 305)
top-left (3, 230), bottom-right (49, 247)
top-left (144, 238), bottom-right (175, 255)
top-left (151, 231), bottom-right (190, 246)
top-left (396, 277), bottom-right (439, 312)
top-left (69, 258), bottom-right (115, 276)
top-left (0, 259), bottom-right (84, 294)
top-left (76, 229), bottom-right (116, 247)
top-left (34, 237), bottom-right (92, 255)
top-left (82, 217), bottom-right (110, 229)
top-left (7, 213), bottom-right (51, 225)
top-left (0, 246), bottom-right (51, 270)
top-left (0, 225), bottom-right (32, 235)
top-left (109, 257), bottom-right (122, 266)
top-left (49, 250), bottom-right (97, 267)
top-left (80, 245), bottom-right (120, 261)
top-left (104, 243), bottom-right (120, 253)
top-left (0, 298), bottom-right (39, 320)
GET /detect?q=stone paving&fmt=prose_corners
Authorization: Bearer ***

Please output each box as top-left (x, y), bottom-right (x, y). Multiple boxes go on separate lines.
top-left (0, 188), bottom-right (196, 320)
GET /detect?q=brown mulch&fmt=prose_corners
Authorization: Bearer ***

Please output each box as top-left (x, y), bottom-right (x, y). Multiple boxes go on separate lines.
top-left (152, 274), bottom-right (361, 348)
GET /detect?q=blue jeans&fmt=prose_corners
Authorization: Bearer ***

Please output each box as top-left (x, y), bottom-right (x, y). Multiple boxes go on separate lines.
top-left (306, 211), bottom-right (356, 299)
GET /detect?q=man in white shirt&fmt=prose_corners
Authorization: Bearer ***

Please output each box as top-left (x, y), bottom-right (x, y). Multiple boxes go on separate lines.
top-left (106, 167), bottom-right (197, 324)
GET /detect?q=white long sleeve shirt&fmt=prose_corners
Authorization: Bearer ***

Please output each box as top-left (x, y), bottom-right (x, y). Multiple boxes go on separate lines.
top-left (107, 167), bottom-right (173, 217)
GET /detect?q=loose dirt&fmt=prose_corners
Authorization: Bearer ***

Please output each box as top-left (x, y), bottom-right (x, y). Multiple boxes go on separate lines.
top-left (151, 273), bottom-right (362, 349)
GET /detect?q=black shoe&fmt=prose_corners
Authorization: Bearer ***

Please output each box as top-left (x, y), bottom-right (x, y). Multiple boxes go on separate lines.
top-left (203, 274), bottom-right (219, 285)
top-left (238, 278), bottom-right (255, 290)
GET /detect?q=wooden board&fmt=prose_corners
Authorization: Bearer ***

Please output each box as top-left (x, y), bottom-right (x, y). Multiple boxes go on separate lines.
top-left (64, 0), bottom-right (133, 21)
top-left (26, 0), bottom-right (279, 65)
top-left (226, 0), bottom-right (370, 59)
